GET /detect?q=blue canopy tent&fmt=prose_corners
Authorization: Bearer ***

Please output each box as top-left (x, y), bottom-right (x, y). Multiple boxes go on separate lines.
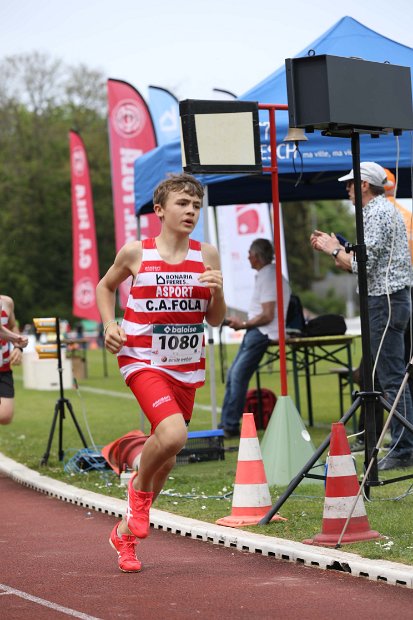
top-left (133, 16), bottom-right (413, 476)
top-left (134, 16), bottom-right (413, 212)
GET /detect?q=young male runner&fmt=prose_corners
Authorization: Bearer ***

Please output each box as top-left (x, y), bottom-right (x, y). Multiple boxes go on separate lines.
top-left (96, 174), bottom-right (226, 572)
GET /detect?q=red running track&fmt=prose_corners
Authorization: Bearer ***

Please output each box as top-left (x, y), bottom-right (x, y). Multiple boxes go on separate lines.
top-left (0, 473), bottom-right (411, 619)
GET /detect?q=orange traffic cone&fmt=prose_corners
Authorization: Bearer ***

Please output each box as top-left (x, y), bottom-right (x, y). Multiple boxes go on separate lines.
top-left (216, 412), bottom-right (286, 527)
top-left (303, 422), bottom-right (381, 546)
top-left (101, 430), bottom-right (149, 475)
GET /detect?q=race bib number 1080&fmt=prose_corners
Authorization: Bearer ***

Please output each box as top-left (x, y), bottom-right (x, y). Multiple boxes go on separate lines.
top-left (151, 324), bottom-right (204, 366)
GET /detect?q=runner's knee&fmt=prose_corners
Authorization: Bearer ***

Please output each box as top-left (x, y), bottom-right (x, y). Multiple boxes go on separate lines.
top-left (155, 418), bottom-right (187, 454)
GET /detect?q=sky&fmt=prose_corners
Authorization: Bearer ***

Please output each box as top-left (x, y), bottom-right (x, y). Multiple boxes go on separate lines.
top-left (0, 0), bottom-right (412, 101)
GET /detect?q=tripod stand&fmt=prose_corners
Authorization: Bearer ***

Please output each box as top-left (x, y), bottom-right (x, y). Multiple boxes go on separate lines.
top-left (40, 318), bottom-right (88, 466)
top-left (260, 130), bottom-right (413, 523)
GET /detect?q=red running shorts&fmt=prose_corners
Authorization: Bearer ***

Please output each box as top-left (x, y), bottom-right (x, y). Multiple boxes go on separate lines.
top-left (128, 370), bottom-right (196, 433)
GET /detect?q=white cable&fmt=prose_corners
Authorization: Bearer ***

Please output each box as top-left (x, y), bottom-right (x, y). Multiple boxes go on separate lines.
top-left (371, 137), bottom-right (400, 386)
top-left (73, 379), bottom-right (99, 452)
top-left (370, 137), bottom-right (410, 460)
top-left (337, 359), bottom-right (411, 547)
top-left (406, 132), bottom-right (413, 379)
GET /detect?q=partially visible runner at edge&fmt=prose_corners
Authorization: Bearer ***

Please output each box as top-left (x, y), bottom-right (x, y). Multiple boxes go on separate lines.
top-left (0, 295), bottom-right (29, 425)
top-left (96, 173), bottom-right (226, 572)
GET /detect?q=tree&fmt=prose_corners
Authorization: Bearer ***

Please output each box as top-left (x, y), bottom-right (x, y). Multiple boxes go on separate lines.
top-left (282, 199), bottom-right (356, 312)
top-left (0, 52), bottom-right (114, 325)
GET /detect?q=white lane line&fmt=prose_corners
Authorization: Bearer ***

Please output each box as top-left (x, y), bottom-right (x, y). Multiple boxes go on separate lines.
top-left (0, 584), bottom-right (102, 620)
top-left (13, 376), bottom-right (220, 413)
top-left (78, 386), bottom-right (133, 399)
top-left (79, 386), bottom-right (220, 412)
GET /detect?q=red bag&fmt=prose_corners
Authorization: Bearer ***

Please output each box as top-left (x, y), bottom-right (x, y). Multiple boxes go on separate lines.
top-left (243, 388), bottom-right (277, 430)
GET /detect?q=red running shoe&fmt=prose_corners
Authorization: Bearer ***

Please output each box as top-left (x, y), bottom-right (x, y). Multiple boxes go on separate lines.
top-left (109, 522), bottom-right (142, 573)
top-left (126, 474), bottom-right (154, 539)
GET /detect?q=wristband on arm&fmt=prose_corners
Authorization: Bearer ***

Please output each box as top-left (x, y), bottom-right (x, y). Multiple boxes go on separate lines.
top-left (103, 320), bottom-right (118, 334)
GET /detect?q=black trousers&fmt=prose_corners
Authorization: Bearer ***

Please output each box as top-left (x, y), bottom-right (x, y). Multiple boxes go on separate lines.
top-left (404, 287), bottom-right (413, 399)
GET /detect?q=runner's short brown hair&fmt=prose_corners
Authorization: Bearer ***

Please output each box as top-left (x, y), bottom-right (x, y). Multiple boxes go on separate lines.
top-left (153, 174), bottom-right (204, 206)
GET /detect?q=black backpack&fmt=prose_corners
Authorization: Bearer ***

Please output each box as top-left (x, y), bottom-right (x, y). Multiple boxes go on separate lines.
top-left (303, 314), bottom-right (347, 337)
top-left (286, 294), bottom-right (306, 335)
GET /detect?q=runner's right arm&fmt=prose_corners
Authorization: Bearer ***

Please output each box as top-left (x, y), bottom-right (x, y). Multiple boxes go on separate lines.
top-left (96, 241), bottom-right (142, 354)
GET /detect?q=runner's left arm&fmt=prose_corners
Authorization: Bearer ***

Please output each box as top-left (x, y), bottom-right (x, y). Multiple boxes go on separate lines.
top-left (200, 243), bottom-right (226, 327)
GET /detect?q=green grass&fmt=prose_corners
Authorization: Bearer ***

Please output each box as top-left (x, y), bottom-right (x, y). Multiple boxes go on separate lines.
top-left (2, 341), bottom-right (413, 565)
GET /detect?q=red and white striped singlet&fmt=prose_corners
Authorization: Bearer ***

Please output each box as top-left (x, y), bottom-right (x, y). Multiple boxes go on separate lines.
top-left (117, 238), bottom-right (211, 387)
top-left (0, 306), bottom-right (11, 372)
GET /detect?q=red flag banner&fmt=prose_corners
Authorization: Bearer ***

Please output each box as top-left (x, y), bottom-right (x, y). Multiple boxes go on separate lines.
top-left (107, 79), bottom-right (157, 307)
top-left (69, 130), bottom-right (101, 322)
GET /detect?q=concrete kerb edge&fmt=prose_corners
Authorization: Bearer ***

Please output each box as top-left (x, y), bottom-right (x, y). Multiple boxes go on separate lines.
top-left (1, 452), bottom-right (412, 588)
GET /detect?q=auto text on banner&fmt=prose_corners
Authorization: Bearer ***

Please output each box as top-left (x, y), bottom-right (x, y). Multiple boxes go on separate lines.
top-left (217, 203), bottom-right (288, 313)
top-left (69, 130), bottom-right (101, 322)
top-left (107, 79), bottom-right (157, 307)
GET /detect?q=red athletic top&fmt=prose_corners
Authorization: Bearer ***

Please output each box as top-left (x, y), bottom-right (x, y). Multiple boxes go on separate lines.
top-left (117, 238), bottom-right (211, 387)
top-left (0, 307), bottom-right (11, 372)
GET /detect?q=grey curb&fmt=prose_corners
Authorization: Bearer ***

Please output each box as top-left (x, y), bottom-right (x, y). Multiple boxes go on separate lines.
top-left (1, 452), bottom-right (412, 588)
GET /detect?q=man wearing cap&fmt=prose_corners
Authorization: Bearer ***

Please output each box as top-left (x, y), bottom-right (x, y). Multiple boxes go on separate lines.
top-left (310, 161), bottom-right (413, 471)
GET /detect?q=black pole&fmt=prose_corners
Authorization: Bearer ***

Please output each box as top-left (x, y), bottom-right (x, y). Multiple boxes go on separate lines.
top-left (56, 317), bottom-right (65, 401)
top-left (41, 317), bottom-right (88, 465)
top-left (350, 132), bottom-right (378, 484)
top-left (259, 130), bottom-right (380, 522)
top-left (56, 317), bottom-right (66, 461)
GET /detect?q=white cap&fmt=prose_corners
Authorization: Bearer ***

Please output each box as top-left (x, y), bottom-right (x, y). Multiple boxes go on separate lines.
top-left (338, 162), bottom-right (387, 186)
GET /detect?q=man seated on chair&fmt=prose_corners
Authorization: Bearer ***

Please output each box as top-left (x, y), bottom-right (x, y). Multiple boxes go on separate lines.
top-left (219, 238), bottom-right (290, 438)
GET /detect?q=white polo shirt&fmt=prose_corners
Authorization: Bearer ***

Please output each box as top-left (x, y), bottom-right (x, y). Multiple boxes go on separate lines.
top-left (248, 263), bottom-right (291, 341)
